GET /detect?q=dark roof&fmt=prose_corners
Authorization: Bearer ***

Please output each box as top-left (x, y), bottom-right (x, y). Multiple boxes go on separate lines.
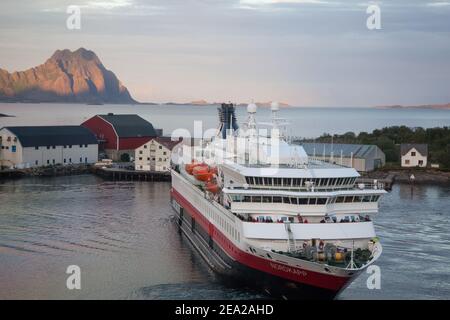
top-left (400, 144), bottom-right (428, 156)
top-left (301, 143), bottom-right (383, 159)
top-left (97, 114), bottom-right (157, 138)
top-left (154, 137), bottom-right (182, 150)
top-left (4, 126), bottom-right (98, 147)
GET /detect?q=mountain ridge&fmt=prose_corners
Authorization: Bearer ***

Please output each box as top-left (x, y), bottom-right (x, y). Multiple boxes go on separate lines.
top-left (0, 48), bottom-right (137, 104)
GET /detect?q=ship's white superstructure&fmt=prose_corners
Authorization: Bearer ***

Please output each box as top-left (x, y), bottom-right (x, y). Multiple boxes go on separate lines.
top-left (170, 102), bottom-right (384, 299)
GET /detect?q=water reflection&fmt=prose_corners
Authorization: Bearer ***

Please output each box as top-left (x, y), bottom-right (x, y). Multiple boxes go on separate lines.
top-left (0, 176), bottom-right (449, 299)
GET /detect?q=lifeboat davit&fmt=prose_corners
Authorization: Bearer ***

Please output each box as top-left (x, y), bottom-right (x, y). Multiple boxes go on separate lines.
top-left (205, 181), bottom-right (220, 194)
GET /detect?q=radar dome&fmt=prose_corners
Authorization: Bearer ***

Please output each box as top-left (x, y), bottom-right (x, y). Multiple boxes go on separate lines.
top-left (271, 101), bottom-right (279, 111)
top-left (247, 103), bottom-right (257, 113)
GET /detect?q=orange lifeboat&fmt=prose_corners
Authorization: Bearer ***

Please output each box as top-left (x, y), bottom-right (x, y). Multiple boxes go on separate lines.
top-left (193, 166), bottom-right (214, 181)
top-left (206, 181), bottom-right (220, 194)
top-left (185, 162), bottom-right (206, 175)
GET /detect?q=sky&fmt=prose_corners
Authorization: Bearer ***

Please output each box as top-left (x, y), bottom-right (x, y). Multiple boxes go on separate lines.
top-left (0, 0), bottom-right (449, 106)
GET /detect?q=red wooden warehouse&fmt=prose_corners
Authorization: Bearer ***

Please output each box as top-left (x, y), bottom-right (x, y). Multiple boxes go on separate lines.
top-left (82, 113), bottom-right (159, 161)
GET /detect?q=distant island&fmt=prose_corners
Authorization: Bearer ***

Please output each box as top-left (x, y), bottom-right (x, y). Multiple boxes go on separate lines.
top-left (162, 100), bottom-right (292, 107)
top-left (376, 103), bottom-right (450, 110)
top-left (0, 48), bottom-right (137, 104)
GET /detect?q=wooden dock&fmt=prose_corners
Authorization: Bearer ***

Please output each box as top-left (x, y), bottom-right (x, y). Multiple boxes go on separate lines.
top-left (356, 173), bottom-right (396, 191)
top-left (93, 167), bottom-right (171, 182)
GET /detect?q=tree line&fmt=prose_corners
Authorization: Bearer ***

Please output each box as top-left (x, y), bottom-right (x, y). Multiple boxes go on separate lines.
top-left (304, 126), bottom-right (450, 169)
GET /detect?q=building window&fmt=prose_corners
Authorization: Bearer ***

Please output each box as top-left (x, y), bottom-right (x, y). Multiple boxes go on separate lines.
top-left (139, 150), bottom-right (143, 154)
top-left (85, 157), bottom-right (88, 163)
top-left (69, 145), bottom-right (72, 148)
top-left (35, 160), bottom-right (38, 165)
top-left (64, 159), bottom-right (66, 163)
top-left (64, 145), bottom-right (67, 149)
top-left (52, 159), bottom-right (55, 164)
top-left (159, 146), bottom-right (162, 149)
top-left (35, 146), bottom-right (39, 150)
top-left (419, 160), bottom-right (424, 166)
top-left (144, 145), bottom-right (147, 149)
top-left (163, 152), bottom-right (167, 155)
top-left (411, 151), bottom-right (416, 156)
top-left (52, 146), bottom-right (56, 149)
top-left (80, 157), bottom-right (82, 163)
top-left (147, 157), bottom-right (150, 161)
top-left (405, 159), bottom-right (410, 165)
top-left (84, 144), bottom-right (88, 147)
top-left (11, 145), bottom-right (16, 152)
top-left (79, 144), bottom-right (83, 148)
top-left (69, 158), bottom-right (72, 163)
top-left (139, 157), bottom-right (142, 160)
top-left (47, 160), bottom-right (50, 164)
top-left (47, 146), bottom-right (50, 149)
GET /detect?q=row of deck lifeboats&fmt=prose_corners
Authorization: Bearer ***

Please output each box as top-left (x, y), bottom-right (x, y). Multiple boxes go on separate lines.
top-left (185, 162), bottom-right (220, 194)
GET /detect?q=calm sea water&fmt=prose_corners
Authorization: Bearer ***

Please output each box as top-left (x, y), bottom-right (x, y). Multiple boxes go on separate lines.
top-left (1, 103), bottom-right (449, 138)
top-left (0, 176), bottom-right (449, 300)
top-left (0, 103), bottom-right (449, 299)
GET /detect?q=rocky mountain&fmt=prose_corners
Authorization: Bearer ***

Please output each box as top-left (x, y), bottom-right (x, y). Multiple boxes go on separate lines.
top-left (0, 48), bottom-right (137, 104)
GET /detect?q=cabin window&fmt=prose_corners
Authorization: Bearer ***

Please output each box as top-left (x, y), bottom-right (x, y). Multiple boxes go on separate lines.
top-left (243, 195), bottom-right (251, 202)
top-left (344, 196), bottom-right (354, 203)
top-left (336, 196), bottom-right (344, 203)
top-left (291, 197), bottom-right (298, 205)
top-left (354, 196), bottom-right (363, 202)
top-left (317, 198), bottom-right (327, 205)
top-left (252, 196), bottom-right (262, 203)
top-left (262, 196), bottom-right (272, 203)
top-left (308, 198), bottom-right (317, 205)
top-left (298, 198), bottom-right (308, 205)
top-left (273, 196), bottom-right (282, 203)
top-left (283, 197), bottom-right (290, 204)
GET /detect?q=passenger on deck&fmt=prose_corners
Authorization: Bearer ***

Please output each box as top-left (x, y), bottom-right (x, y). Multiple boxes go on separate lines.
top-left (303, 218), bottom-right (309, 224)
top-left (297, 215), bottom-right (303, 223)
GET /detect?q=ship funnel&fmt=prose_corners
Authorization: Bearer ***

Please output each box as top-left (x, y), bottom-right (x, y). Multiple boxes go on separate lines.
top-left (217, 103), bottom-right (239, 139)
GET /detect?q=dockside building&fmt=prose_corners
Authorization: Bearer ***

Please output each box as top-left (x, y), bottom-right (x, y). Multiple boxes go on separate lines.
top-left (0, 126), bottom-right (98, 169)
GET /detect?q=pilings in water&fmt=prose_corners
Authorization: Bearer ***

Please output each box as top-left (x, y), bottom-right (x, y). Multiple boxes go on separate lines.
top-left (92, 167), bottom-right (171, 182)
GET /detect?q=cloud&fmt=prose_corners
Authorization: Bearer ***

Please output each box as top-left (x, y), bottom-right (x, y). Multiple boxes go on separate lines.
top-left (85, 0), bottom-right (133, 10)
top-left (427, 1), bottom-right (450, 6)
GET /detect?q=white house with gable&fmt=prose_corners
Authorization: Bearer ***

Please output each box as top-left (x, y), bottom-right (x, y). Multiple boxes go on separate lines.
top-left (400, 144), bottom-right (428, 168)
top-left (135, 137), bottom-right (181, 172)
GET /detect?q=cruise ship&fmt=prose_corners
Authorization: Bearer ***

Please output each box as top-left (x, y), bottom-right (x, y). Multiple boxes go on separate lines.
top-left (170, 102), bottom-right (385, 299)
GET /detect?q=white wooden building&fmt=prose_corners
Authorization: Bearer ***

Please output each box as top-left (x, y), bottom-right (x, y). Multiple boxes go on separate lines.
top-left (0, 126), bottom-right (98, 169)
top-left (401, 144), bottom-right (428, 168)
top-left (135, 137), bottom-right (181, 172)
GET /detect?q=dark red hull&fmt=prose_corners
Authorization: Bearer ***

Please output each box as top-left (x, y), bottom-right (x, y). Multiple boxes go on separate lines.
top-left (171, 188), bottom-right (355, 299)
